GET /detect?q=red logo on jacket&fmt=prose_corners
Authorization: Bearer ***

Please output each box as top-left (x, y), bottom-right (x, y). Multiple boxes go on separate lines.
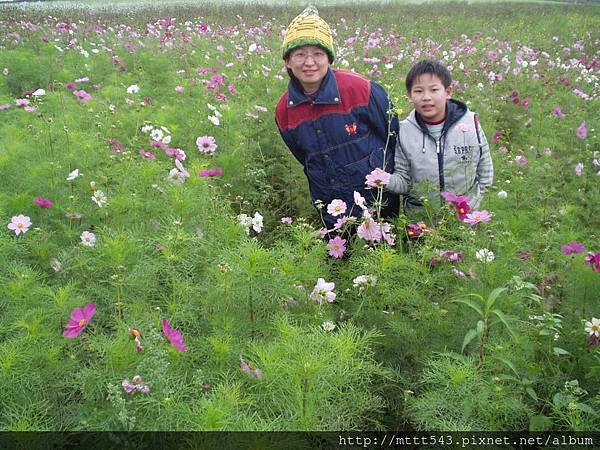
top-left (345, 123), bottom-right (358, 135)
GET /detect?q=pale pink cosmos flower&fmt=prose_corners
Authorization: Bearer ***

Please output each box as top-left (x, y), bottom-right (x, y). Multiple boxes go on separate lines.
top-left (463, 210), bottom-right (492, 225)
top-left (328, 236), bottom-right (346, 258)
top-left (196, 135), bottom-right (217, 154)
top-left (327, 199), bottom-right (347, 217)
top-left (139, 149), bottom-right (156, 160)
top-left (15, 98), bottom-right (30, 107)
top-left (576, 121), bottom-right (587, 139)
top-left (7, 214), bottom-right (31, 235)
top-left (63, 303), bottom-right (96, 338)
top-left (310, 278), bottom-right (336, 304)
top-left (353, 191), bottom-right (367, 210)
top-left (34, 197), bottom-right (53, 208)
top-left (553, 106), bottom-right (566, 118)
top-left (280, 217), bottom-right (293, 224)
top-left (73, 89), bottom-right (91, 101)
top-left (515, 155), bottom-right (528, 165)
top-left (365, 167), bottom-right (391, 188)
top-left (575, 163), bottom-right (584, 176)
top-left (240, 355), bottom-right (262, 379)
top-left (175, 85), bottom-right (184, 93)
top-left (80, 231), bottom-right (96, 247)
top-left (162, 319), bottom-right (188, 352)
top-left (357, 218), bottom-right (382, 242)
top-left (457, 123), bottom-right (474, 133)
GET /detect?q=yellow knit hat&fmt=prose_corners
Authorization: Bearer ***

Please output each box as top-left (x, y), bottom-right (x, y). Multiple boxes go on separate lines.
top-left (282, 6), bottom-right (335, 62)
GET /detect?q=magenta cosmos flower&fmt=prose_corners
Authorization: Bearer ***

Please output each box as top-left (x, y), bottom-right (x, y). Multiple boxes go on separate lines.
top-left (34, 197), bottom-right (53, 208)
top-left (198, 167), bottom-right (222, 177)
top-left (576, 121), bottom-right (587, 140)
top-left (327, 235), bottom-right (347, 259)
top-left (196, 135), bottom-right (217, 154)
top-left (162, 319), bottom-right (188, 352)
top-left (63, 303), bottom-right (96, 338)
top-left (7, 214), bottom-right (32, 235)
top-left (561, 241), bottom-right (586, 255)
top-left (584, 252), bottom-right (600, 272)
top-left (73, 89), bottom-right (91, 102)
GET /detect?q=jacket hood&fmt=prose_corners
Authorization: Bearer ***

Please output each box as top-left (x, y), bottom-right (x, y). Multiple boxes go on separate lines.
top-left (409, 99), bottom-right (468, 136)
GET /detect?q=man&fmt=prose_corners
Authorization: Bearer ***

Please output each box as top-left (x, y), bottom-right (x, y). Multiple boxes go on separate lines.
top-left (275, 6), bottom-right (399, 230)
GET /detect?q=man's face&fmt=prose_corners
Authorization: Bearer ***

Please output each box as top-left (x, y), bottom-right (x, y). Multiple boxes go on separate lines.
top-left (285, 45), bottom-right (330, 93)
top-left (408, 73), bottom-right (452, 122)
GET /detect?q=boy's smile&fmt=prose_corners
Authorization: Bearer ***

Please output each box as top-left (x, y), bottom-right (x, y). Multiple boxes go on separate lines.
top-left (408, 73), bottom-right (452, 123)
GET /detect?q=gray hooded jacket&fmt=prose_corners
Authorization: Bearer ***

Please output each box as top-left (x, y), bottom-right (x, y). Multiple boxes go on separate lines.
top-left (387, 99), bottom-right (494, 214)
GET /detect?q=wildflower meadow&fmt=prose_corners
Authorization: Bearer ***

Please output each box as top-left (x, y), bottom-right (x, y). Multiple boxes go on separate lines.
top-left (0, 0), bottom-right (599, 435)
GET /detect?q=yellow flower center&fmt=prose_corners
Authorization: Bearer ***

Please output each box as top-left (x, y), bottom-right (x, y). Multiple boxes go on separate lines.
top-left (593, 324), bottom-right (600, 332)
top-left (78, 319), bottom-right (86, 327)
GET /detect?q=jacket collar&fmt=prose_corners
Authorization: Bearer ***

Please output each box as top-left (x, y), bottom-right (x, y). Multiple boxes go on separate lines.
top-left (286, 68), bottom-right (342, 107)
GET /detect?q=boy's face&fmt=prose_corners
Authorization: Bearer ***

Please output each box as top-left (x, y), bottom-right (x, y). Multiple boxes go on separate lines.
top-left (408, 73), bottom-right (452, 123)
top-left (285, 45), bottom-right (330, 94)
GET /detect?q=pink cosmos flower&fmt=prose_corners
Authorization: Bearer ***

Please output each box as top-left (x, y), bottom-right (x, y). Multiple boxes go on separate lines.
top-left (463, 210), bottom-right (492, 225)
top-left (520, 97), bottom-right (531, 108)
top-left (196, 135), bottom-right (217, 154)
top-left (440, 191), bottom-right (469, 204)
top-left (333, 215), bottom-right (354, 231)
top-left (492, 131), bottom-right (501, 142)
top-left (198, 167), bottom-right (222, 177)
top-left (553, 106), bottom-right (566, 118)
top-left (63, 303), bottom-right (96, 338)
top-left (73, 89), bottom-right (91, 101)
top-left (576, 121), bottom-right (587, 139)
top-left (15, 98), bottom-right (30, 107)
top-left (584, 252), bottom-right (600, 272)
top-left (328, 236), bottom-right (347, 258)
top-left (406, 221), bottom-right (431, 238)
top-left (34, 197), bottom-right (53, 208)
top-left (327, 199), bottom-right (347, 217)
top-left (357, 218), bottom-right (382, 242)
top-left (7, 214), bottom-right (31, 235)
top-left (561, 241), bottom-right (585, 255)
top-left (365, 167), bottom-right (391, 188)
top-left (122, 375), bottom-right (150, 394)
top-left (175, 85), bottom-right (184, 93)
top-left (65, 82), bottom-right (77, 91)
top-left (162, 319), bottom-right (188, 352)
top-left (280, 217), bottom-right (293, 224)
top-left (575, 163), bottom-right (584, 176)
top-left (139, 149), bottom-right (156, 160)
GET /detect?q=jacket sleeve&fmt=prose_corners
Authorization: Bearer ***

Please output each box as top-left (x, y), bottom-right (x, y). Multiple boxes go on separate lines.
top-left (275, 117), bottom-right (305, 166)
top-left (367, 81), bottom-right (399, 158)
top-left (386, 137), bottom-right (411, 194)
top-left (475, 122), bottom-right (494, 189)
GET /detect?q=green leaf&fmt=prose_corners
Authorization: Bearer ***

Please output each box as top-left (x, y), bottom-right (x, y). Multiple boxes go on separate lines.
top-left (491, 355), bottom-right (519, 377)
top-left (485, 287), bottom-right (507, 310)
top-left (529, 414), bottom-right (552, 431)
top-left (576, 403), bottom-right (596, 415)
top-left (451, 298), bottom-right (483, 316)
top-left (553, 347), bottom-right (571, 356)
top-left (526, 387), bottom-right (539, 402)
top-left (491, 309), bottom-right (516, 338)
top-left (461, 328), bottom-right (479, 353)
top-left (476, 320), bottom-right (484, 334)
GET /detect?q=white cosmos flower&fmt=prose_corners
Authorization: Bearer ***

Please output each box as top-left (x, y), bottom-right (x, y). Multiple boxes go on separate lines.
top-left (251, 212), bottom-right (263, 233)
top-left (91, 190), bottom-right (107, 207)
top-left (208, 115), bottom-right (220, 126)
top-left (66, 169), bottom-right (80, 181)
top-left (475, 248), bottom-right (495, 263)
top-left (126, 84), bottom-right (140, 94)
top-left (80, 231), bottom-right (96, 247)
top-left (585, 318), bottom-right (600, 337)
top-left (321, 321), bottom-right (336, 332)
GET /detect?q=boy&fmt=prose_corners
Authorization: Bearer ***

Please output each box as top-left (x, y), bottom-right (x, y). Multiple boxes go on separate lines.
top-left (275, 6), bottom-right (399, 230)
top-left (387, 60), bottom-right (494, 215)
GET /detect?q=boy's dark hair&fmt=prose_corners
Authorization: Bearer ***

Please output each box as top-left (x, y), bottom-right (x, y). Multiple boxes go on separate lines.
top-left (405, 59), bottom-right (452, 92)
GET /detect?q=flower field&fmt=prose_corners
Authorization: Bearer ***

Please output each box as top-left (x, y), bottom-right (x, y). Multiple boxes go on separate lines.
top-left (0, 0), bottom-right (599, 432)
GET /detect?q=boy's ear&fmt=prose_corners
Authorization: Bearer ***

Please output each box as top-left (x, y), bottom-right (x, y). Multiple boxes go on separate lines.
top-left (446, 86), bottom-right (453, 98)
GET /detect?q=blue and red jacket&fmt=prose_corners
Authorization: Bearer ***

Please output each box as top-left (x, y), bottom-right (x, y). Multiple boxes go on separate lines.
top-left (275, 68), bottom-right (399, 228)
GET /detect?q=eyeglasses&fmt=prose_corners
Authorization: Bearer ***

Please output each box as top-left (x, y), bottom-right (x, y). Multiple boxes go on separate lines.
top-left (290, 51), bottom-right (328, 63)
